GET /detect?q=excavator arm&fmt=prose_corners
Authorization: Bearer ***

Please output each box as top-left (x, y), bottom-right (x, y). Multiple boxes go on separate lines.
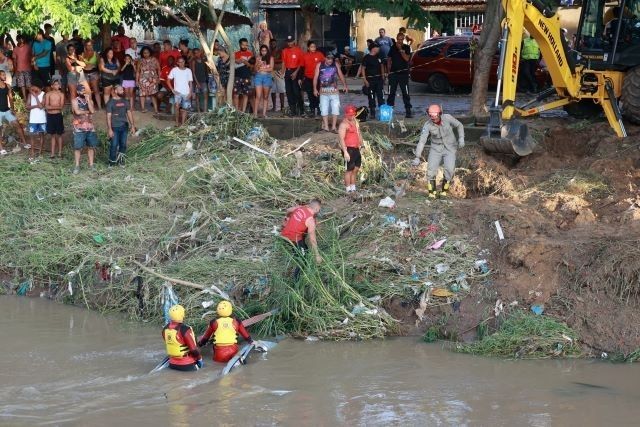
top-left (481, 0), bottom-right (628, 157)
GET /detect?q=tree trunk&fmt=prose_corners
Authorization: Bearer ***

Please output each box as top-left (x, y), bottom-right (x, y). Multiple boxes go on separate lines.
top-left (470, 0), bottom-right (503, 118)
top-left (99, 21), bottom-right (112, 49)
top-left (300, 6), bottom-right (315, 47)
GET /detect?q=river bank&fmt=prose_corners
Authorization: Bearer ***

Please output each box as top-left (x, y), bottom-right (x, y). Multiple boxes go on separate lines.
top-left (1, 108), bottom-right (639, 359)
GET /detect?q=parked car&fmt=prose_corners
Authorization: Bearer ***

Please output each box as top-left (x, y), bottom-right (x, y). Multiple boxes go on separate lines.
top-left (409, 36), bottom-right (550, 93)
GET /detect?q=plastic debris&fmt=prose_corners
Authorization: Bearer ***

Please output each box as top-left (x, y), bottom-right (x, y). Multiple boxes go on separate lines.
top-left (494, 299), bottom-right (504, 317)
top-left (494, 220), bottom-right (505, 240)
top-left (162, 283), bottom-right (179, 324)
top-left (202, 300), bottom-right (214, 309)
top-left (475, 259), bottom-right (490, 274)
top-left (531, 304), bottom-right (545, 315)
top-left (305, 336), bottom-right (319, 342)
top-left (17, 280), bottom-right (31, 296)
top-left (383, 214), bottom-right (397, 224)
top-left (432, 288), bottom-right (454, 297)
top-left (378, 196), bottom-right (396, 209)
top-left (435, 263), bottom-right (450, 274)
top-left (456, 273), bottom-right (470, 291)
top-left (92, 234), bottom-right (105, 244)
top-left (427, 238), bottom-right (447, 250)
top-left (351, 303), bottom-right (379, 316)
top-left (411, 265), bottom-right (419, 281)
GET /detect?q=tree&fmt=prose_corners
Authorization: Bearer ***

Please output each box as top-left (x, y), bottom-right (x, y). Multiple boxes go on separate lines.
top-left (141, 0), bottom-right (249, 103)
top-left (470, 0), bottom-right (503, 118)
top-left (0, 0), bottom-right (127, 36)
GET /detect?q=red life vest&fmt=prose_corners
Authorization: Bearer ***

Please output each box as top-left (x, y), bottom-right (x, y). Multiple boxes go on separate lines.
top-left (281, 206), bottom-right (314, 243)
top-left (344, 121), bottom-right (361, 148)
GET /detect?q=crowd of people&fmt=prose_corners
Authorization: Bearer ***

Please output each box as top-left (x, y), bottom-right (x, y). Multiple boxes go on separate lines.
top-left (1, 22), bottom-right (453, 176)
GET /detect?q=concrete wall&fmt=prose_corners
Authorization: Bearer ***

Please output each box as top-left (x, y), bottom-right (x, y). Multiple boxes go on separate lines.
top-left (354, 12), bottom-right (424, 53)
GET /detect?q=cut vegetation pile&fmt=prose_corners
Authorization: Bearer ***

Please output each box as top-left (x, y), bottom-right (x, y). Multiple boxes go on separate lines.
top-left (0, 109), bottom-right (486, 340)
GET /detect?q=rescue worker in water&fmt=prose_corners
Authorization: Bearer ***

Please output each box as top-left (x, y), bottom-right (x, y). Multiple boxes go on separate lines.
top-left (197, 301), bottom-right (254, 363)
top-left (162, 304), bottom-right (203, 371)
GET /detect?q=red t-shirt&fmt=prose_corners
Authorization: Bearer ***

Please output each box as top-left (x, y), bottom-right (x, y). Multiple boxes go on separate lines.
top-left (282, 46), bottom-right (304, 70)
top-left (160, 65), bottom-right (174, 90)
top-left (235, 50), bottom-right (253, 79)
top-left (344, 121), bottom-right (361, 148)
top-left (303, 51), bottom-right (325, 79)
top-left (159, 49), bottom-right (181, 69)
top-left (281, 206), bottom-right (314, 243)
top-left (111, 35), bottom-right (130, 51)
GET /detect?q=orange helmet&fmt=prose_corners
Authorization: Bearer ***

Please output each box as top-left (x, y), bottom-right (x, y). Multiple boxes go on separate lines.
top-left (344, 105), bottom-right (357, 117)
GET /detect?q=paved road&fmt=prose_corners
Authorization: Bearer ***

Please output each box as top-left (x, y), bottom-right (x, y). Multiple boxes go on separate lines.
top-left (343, 77), bottom-right (475, 116)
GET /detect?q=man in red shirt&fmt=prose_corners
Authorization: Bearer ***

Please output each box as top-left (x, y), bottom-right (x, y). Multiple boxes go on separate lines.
top-left (157, 56), bottom-right (176, 113)
top-left (111, 25), bottom-right (131, 51)
top-left (159, 40), bottom-right (180, 70)
top-left (12, 34), bottom-right (32, 99)
top-left (302, 41), bottom-right (324, 118)
top-left (281, 35), bottom-right (304, 116)
top-left (280, 199), bottom-right (322, 280)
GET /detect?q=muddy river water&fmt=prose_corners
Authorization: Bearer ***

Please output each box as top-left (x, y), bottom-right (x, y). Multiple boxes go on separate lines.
top-left (1, 296), bottom-right (639, 426)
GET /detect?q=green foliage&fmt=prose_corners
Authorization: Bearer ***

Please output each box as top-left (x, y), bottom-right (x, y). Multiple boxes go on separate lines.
top-left (0, 0), bottom-right (127, 36)
top-left (457, 312), bottom-right (583, 359)
top-left (303, 0), bottom-right (430, 27)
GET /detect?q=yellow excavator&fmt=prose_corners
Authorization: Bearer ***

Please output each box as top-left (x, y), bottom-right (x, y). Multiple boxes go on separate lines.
top-left (481, 0), bottom-right (640, 156)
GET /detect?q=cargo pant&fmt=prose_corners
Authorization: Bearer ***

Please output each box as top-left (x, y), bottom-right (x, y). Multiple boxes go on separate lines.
top-left (426, 143), bottom-right (457, 181)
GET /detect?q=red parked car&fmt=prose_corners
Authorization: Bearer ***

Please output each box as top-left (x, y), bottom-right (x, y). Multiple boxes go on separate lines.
top-left (409, 36), bottom-right (550, 93)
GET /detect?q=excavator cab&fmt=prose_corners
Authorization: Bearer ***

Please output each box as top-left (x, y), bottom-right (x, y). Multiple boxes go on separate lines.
top-left (480, 0), bottom-right (640, 158)
top-left (576, 0), bottom-right (640, 69)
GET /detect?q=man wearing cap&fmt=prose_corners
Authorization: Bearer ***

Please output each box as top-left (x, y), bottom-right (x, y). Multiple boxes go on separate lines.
top-left (359, 43), bottom-right (385, 118)
top-left (313, 53), bottom-right (348, 132)
top-left (338, 105), bottom-right (363, 193)
top-left (413, 104), bottom-right (465, 198)
top-left (281, 36), bottom-right (304, 116)
top-left (71, 84), bottom-right (98, 174)
top-left (302, 41), bottom-right (324, 118)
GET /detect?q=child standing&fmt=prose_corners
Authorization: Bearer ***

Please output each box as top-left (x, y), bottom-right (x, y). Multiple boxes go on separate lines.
top-left (0, 69), bottom-right (28, 154)
top-left (27, 82), bottom-right (46, 160)
top-left (45, 76), bottom-right (65, 158)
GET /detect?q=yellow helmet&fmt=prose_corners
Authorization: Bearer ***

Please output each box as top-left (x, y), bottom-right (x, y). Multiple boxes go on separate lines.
top-left (168, 304), bottom-right (185, 322)
top-left (217, 300), bottom-right (233, 317)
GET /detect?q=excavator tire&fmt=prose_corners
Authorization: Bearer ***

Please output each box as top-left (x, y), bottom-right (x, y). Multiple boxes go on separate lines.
top-left (621, 66), bottom-right (640, 125)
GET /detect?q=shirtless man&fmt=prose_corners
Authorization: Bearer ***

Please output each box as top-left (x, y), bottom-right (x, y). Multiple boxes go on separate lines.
top-left (44, 76), bottom-right (65, 157)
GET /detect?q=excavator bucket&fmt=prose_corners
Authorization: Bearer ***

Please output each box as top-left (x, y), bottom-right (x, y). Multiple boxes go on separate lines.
top-left (479, 109), bottom-right (536, 156)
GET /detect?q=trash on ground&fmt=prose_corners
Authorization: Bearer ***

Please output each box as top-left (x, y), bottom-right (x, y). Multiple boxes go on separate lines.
top-left (378, 196), bottom-right (396, 209)
top-left (435, 263), bottom-right (450, 274)
top-left (432, 288), bottom-right (454, 297)
top-left (494, 220), bottom-right (505, 240)
top-left (427, 239), bottom-right (447, 250)
top-left (531, 304), bottom-right (545, 315)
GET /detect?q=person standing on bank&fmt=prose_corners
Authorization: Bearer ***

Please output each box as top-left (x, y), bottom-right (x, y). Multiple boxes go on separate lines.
top-left (412, 104), bottom-right (465, 198)
top-left (374, 28), bottom-right (393, 61)
top-left (254, 45), bottom-right (274, 119)
top-left (337, 105), bottom-right (363, 193)
top-left (302, 41), bottom-right (324, 118)
top-left (168, 57), bottom-right (193, 126)
top-left (386, 33), bottom-right (413, 118)
top-left (269, 39), bottom-right (286, 112)
top-left (71, 84), bottom-right (97, 174)
top-left (106, 84), bottom-right (136, 166)
top-left (359, 43), bottom-right (385, 119)
top-left (281, 36), bottom-right (304, 116)
top-left (313, 53), bottom-right (348, 132)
